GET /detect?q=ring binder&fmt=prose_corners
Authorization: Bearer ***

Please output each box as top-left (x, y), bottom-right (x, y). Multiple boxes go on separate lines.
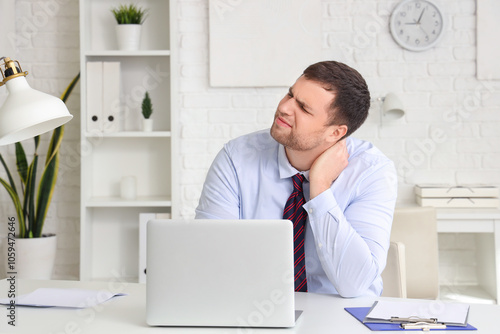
top-left (401, 322), bottom-right (447, 330)
top-left (391, 316), bottom-right (438, 323)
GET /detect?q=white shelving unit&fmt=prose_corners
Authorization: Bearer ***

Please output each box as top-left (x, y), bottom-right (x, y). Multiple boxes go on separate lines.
top-left (437, 208), bottom-right (500, 304)
top-left (79, 0), bottom-right (178, 282)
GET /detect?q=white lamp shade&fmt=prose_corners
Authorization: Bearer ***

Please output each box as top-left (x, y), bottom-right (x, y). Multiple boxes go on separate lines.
top-left (0, 76), bottom-right (73, 145)
top-left (382, 93), bottom-right (405, 121)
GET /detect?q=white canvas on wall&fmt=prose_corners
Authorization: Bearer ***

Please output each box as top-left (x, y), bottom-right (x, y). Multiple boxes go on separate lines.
top-left (209, 0), bottom-right (322, 87)
top-left (477, 0), bottom-right (500, 80)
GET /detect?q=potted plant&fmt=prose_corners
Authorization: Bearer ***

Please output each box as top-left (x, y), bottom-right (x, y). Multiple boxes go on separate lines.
top-left (142, 91), bottom-right (153, 131)
top-left (111, 4), bottom-right (148, 51)
top-left (0, 74), bottom-right (80, 279)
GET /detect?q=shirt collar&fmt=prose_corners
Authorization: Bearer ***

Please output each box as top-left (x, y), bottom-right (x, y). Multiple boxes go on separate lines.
top-left (277, 144), bottom-right (310, 181)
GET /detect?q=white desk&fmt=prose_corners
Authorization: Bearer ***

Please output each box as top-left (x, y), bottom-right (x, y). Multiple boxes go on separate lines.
top-left (437, 208), bottom-right (500, 303)
top-left (0, 279), bottom-right (499, 333)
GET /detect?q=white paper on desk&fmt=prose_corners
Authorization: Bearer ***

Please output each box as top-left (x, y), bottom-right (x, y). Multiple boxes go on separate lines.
top-left (365, 300), bottom-right (470, 326)
top-left (0, 288), bottom-right (127, 308)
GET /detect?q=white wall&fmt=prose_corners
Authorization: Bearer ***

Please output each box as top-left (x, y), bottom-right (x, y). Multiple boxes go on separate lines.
top-left (0, 0), bottom-right (499, 286)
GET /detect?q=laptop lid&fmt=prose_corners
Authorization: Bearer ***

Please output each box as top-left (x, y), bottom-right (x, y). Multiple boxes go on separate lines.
top-left (146, 219), bottom-right (295, 328)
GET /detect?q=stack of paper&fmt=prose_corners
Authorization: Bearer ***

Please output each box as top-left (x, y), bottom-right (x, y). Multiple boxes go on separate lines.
top-left (0, 288), bottom-right (126, 308)
top-left (415, 184), bottom-right (499, 208)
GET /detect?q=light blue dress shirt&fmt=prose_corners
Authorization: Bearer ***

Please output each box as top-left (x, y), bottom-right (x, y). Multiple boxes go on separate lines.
top-left (195, 129), bottom-right (398, 297)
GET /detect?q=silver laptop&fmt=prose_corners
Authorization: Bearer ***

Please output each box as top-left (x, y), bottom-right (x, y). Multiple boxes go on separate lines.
top-left (146, 219), bottom-right (296, 328)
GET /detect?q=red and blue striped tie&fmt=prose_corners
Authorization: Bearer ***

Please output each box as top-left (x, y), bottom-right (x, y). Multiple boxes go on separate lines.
top-left (283, 173), bottom-right (308, 292)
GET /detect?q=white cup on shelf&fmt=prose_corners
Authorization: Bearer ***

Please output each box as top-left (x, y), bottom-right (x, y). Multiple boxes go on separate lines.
top-left (120, 176), bottom-right (137, 200)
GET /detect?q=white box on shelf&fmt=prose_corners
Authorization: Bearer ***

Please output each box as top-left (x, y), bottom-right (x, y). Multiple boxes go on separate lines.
top-left (139, 212), bottom-right (171, 283)
top-left (102, 62), bottom-right (121, 133)
top-left (416, 196), bottom-right (500, 208)
top-left (415, 185), bottom-right (499, 198)
top-left (86, 61), bottom-right (103, 133)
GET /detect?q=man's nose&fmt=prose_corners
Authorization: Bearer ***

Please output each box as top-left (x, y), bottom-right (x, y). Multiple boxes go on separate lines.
top-left (280, 97), bottom-right (295, 115)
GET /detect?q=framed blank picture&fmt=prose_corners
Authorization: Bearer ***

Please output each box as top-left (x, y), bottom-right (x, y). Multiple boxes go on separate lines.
top-left (209, 0), bottom-right (322, 87)
top-left (477, 0), bottom-right (500, 80)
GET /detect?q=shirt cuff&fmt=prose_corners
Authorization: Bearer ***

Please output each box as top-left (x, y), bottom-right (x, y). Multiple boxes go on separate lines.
top-left (303, 189), bottom-right (339, 220)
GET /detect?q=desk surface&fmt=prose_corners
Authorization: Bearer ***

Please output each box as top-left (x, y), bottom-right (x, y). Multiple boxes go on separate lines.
top-left (0, 279), bottom-right (498, 333)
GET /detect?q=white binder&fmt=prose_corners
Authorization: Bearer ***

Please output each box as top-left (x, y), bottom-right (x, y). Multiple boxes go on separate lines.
top-left (86, 61), bottom-right (103, 133)
top-left (102, 62), bottom-right (121, 133)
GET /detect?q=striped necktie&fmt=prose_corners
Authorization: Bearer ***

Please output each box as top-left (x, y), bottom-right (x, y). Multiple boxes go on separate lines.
top-left (283, 173), bottom-right (308, 292)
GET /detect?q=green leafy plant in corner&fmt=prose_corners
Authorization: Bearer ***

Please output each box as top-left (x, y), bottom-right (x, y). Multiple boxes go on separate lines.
top-left (142, 91), bottom-right (153, 119)
top-left (111, 4), bottom-right (148, 25)
top-left (0, 73), bottom-right (80, 238)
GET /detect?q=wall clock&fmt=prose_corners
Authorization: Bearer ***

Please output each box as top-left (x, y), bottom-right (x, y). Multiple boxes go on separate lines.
top-left (390, 0), bottom-right (444, 52)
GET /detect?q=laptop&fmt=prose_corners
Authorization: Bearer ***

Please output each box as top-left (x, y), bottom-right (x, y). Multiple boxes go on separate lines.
top-left (146, 219), bottom-right (296, 328)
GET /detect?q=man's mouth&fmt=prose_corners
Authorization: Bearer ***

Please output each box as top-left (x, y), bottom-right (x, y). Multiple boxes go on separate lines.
top-left (276, 116), bottom-right (291, 128)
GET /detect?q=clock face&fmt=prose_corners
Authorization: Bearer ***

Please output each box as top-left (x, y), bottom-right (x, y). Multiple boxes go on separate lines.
top-left (390, 0), bottom-right (444, 51)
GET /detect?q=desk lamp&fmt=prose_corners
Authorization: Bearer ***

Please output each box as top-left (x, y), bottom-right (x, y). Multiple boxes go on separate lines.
top-left (0, 57), bottom-right (73, 146)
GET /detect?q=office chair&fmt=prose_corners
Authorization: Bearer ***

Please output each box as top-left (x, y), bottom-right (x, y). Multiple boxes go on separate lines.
top-left (390, 206), bottom-right (439, 299)
top-left (381, 241), bottom-right (407, 298)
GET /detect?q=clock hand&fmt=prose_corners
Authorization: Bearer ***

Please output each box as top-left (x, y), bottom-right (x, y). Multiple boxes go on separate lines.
top-left (417, 8), bottom-right (426, 24)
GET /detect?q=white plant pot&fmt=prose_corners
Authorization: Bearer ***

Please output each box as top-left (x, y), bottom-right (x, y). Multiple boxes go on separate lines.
top-left (143, 118), bottom-right (153, 132)
top-left (4, 234), bottom-right (57, 280)
top-left (115, 24), bottom-right (142, 51)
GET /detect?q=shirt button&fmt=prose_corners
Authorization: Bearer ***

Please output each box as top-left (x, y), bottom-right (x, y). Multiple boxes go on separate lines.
top-left (318, 243), bottom-right (323, 249)
top-left (309, 208), bottom-right (314, 214)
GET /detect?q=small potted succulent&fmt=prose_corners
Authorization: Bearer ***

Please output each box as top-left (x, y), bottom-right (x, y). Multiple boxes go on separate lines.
top-left (142, 91), bottom-right (153, 131)
top-left (111, 4), bottom-right (148, 51)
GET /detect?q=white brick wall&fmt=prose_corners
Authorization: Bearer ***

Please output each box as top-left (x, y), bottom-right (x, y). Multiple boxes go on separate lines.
top-left (1, 0), bottom-right (499, 286)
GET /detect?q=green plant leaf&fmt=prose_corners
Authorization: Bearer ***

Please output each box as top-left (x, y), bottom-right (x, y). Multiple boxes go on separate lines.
top-left (34, 136), bottom-right (40, 152)
top-left (24, 155), bottom-right (38, 237)
top-left (111, 4), bottom-right (148, 24)
top-left (15, 142), bottom-right (29, 186)
top-left (61, 72), bottom-right (80, 103)
top-left (0, 154), bottom-right (19, 196)
top-left (46, 126), bottom-right (64, 167)
top-left (0, 177), bottom-right (25, 237)
top-left (142, 91), bottom-right (153, 119)
top-left (46, 73), bottom-right (79, 163)
top-left (35, 151), bottom-right (60, 238)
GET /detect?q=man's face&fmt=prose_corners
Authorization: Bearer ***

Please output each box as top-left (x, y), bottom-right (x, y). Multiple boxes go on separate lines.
top-left (270, 76), bottom-right (336, 152)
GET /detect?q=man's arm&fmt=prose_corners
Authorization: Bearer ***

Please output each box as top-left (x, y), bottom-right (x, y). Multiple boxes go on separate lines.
top-left (304, 141), bottom-right (397, 297)
top-left (195, 148), bottom-right (240, 219)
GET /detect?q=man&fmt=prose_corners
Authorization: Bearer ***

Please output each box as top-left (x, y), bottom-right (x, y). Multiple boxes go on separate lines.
top-left (195, 61), bottom-right (397, 297)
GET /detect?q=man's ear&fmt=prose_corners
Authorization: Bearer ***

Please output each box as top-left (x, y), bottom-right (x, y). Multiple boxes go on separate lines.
top-left (326, 125), bottom-right (348, 143)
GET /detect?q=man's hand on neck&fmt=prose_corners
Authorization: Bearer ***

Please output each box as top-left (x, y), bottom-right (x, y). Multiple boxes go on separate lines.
top-left (309, 139), bottom-right (348, 199)
top-left (286, 139), bottom-right (349, 200)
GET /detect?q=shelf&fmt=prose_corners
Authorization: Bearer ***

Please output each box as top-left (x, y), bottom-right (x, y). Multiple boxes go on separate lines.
top-left (80, 0), bottom-right (177, 282)
top-left (85, 131), bottom-right (171, 138)
top-left (440, 285), bottom-right (497, 304)
top-left (85, 50), bottom-right (170, 57)
top-left (85, 196), bottom-right (172, 207)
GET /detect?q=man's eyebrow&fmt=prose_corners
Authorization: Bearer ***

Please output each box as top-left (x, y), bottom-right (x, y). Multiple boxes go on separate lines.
top-left (289, 86), bottom-right (311, 111)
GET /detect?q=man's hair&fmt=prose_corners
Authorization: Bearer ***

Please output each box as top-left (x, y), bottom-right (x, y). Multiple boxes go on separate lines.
top-left (302, 61), bottom-right (370, 138)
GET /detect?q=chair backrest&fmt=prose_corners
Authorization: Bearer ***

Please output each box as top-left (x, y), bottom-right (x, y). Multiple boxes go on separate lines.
top-left (381, 241), bottom-right (407, 298)
top-left (390, 207), bottom-right (439, 299)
